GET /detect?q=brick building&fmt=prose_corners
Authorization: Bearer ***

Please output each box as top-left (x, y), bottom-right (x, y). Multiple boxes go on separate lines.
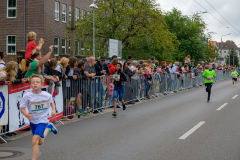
top-left (0, 0), bottom-right (92, 60)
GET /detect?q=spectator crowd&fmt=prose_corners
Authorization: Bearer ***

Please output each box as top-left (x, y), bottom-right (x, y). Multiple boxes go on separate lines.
top-left (0, 32), bottom-right (236, 120)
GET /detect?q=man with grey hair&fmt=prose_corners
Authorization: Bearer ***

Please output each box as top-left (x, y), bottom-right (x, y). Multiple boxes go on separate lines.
top-left (130, 60), bottom-right (138, 72)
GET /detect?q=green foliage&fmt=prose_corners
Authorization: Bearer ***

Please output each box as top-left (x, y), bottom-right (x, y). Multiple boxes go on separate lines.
top-left (66, 1), bottom-right (215, 63)
top-left (164, 8), bottom-right (214, 62)
top-left (225, 48), bottom-right (239, 66)
top-left (73, 0), bottom-right (177, 59)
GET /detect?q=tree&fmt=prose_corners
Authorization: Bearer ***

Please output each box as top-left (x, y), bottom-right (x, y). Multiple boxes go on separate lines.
top-left (164, 8), bottom-right (212, 62)
top-left (72, 0), bottom-right (177, 59)
top-left (225, 48), bottom-right (239, 66)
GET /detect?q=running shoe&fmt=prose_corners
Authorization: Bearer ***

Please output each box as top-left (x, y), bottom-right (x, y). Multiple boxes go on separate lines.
top-left (123, 104), bottom-right (126, 110)
top-left (47, 123), bottom-right (58, 134)
top-left (112, 112), bottom-right (117, 117)
top-left (77, 109), bottom-right (86, 115)
top-left (233, 85), bottom-right (235, 87)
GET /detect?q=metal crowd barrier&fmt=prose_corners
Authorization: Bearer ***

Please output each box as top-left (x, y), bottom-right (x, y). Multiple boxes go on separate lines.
top-left (0, 70), bottom-right (232, 143)
top-left (61, 70), bottom-right (231, 119)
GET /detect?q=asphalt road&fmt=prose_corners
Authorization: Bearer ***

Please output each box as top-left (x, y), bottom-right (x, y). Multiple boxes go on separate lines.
top-left (2, 80), bottom-right (240, 160)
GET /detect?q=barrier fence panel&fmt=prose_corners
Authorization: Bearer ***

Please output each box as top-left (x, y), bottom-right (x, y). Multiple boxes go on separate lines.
top-left (0, 70), bottom-right (233, 143)
top-left (0, 85), bottom-right (8, 143)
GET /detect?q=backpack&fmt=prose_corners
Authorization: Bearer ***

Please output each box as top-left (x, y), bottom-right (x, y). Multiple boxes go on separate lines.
top-left (66, 106), bottom-right (74, 119)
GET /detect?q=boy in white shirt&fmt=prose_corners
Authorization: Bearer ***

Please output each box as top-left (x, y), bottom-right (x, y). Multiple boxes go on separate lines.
top-left (20, 74), bottom-right (57, 160)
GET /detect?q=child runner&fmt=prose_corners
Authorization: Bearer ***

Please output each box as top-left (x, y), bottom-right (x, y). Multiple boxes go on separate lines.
top-left (202, 64), bottom-right (216, 102)
top-left (112, 63), bottom-right (127, 117)
top-left (20, 74), bottom-right (57, 160)
top-left (237, 68), bottom-right (240, 81)
top-left (231, 67), bottom-right (238, 86)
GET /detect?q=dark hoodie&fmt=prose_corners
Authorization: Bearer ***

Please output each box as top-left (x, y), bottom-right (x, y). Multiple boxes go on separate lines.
top-left (113, 69), bottom-right (127, 87)
top-left (108, 64), bottom-right (116, 75)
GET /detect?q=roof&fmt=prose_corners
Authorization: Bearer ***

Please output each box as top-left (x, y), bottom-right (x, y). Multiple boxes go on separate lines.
top-left (217, 40), bottom-right (238, 50)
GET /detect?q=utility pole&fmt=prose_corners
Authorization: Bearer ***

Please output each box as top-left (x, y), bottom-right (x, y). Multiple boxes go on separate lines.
top-left (93, 0), bottom-right (95, 57)
top-left (70, 0), bottom-right (75, 57)
top-left (229, 50), bottom-right (231, 66)
top-left (90, 0), bottom-right (98, 57)
top-left (233, 49), bottom-right (234, 66)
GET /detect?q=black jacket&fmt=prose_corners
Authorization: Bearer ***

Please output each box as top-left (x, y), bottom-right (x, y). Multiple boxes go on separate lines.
top-left (113, 69), bottom-right (127, 87)
top-left (123, 67), bottom-right (135, 78)
top-left (65, 66), bottom-right (74, 79)
top-left (44, 61), bottom-right (63, 78)
top-left (73, 68), bottom-right (88, 80)
top-left (12, 67), bottom-right (27, 84)
top-left (94, 61), bottom-right (110, 76)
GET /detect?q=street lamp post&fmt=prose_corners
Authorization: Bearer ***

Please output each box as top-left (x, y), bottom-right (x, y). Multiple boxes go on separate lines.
top-left (90, 1), bottom-right (98, 57)
top-left (220, 33), bottom-right (231, 64)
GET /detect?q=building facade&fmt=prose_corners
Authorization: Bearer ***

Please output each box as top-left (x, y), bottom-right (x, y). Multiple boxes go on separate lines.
top-left (0, 0), bottom-right (92, 58)
top-left (217, 40), bottom-right (240, 64)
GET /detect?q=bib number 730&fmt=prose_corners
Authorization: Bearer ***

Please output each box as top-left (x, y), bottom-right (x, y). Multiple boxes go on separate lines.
top-left (31, 101), bottom-right (48, 112)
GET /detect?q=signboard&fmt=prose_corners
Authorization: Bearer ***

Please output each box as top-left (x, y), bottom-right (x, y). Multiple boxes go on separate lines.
top-left (0, 85), bottom-right (8, 125)
top-left (8, 82), bottom-right (63, 132)
top-left (109, 39), bottom-right (122, 59)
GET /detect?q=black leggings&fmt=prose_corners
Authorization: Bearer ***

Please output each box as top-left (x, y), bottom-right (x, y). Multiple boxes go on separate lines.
top-left (205, 83), bottom-right (213, 100)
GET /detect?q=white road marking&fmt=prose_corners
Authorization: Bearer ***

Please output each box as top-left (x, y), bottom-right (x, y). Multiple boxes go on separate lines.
top-left (216, 103), bottom-right (228, 111)
top-left (232, 95), bottom-right (238, 99)
top-left (179, 121), bottom-right (205, 140)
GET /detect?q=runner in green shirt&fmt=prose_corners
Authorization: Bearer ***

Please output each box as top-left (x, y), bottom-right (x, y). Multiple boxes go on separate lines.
top-left (202, 64), bottom-right (216, 102)
top-left (237, 68), bottom-right (240, 81)
top-left (231, 67), bottom-right (238, 87)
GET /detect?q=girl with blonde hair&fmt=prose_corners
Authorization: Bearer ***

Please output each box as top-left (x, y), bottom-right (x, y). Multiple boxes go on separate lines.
top-left (0, 61), bottom-right (18, 82)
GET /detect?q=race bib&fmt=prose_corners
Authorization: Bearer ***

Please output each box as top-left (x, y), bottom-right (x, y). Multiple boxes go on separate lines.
top-left (207, 77), bottom-right (212, 81)
top-left (113, 74), bottom-right (120, 80)
top-left (31, 101), bottom-right (48, 112)
top-left (232, 75), bottom-right (236, 78)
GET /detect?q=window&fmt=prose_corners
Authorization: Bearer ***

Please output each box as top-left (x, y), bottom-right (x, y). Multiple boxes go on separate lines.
top-left (75, 8), bottom-right (79, 21)
top-left (81, 43), bottom-right (84, 54)
top-left (55, 2), bottom-right (59, 21)
top-left (7, 35), bottom-right (16, 55)
top-left (75, 41), bottom-right (79, 55)
top-left (54, 37), bottom-right (59, 56)
top-left (69, 40), bottom-right (71, 54)
top-left (69, 6), bottom-right (71, 22)
top-left (81, 10), bottom-right (85, 19)
top-left (62, 4), bottom-right (66, 22)
top-left (7, 0), bottom-right (17, 18)
top-left (62, 39), bottom-right (66, 54)
top-left (224, 51), bottom-right (226, 53)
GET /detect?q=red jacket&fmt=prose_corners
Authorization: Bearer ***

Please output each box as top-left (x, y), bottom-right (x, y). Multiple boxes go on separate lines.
top-left (108, 64), bottom-right (116, 75)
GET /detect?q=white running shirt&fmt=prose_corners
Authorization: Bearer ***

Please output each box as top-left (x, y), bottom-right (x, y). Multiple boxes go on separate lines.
top-left (20, 91), bottom-right (53, 124)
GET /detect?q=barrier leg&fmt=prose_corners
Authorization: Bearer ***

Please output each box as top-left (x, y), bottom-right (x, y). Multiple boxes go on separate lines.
top-left (0, 136), bottom-right (7, 143)
top-left (57, 120), bottom-right (64, 125)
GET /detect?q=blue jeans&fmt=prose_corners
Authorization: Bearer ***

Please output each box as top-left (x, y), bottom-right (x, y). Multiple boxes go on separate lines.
top-left (155, 72), bottom-right (161, 82)
top-left (109, 95), bottom-right (113, 106)
top-left (144, 80), bottom-right (149, 96)
top-left (113, 85), bottom-right (124, 101)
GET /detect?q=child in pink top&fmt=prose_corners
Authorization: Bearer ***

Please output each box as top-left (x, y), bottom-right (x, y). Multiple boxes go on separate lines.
top-left (108, 78), bottom-right (114, 106)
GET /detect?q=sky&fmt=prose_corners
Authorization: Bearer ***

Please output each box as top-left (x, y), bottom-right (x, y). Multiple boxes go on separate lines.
top-left (156, 0), bottom-right (240, 47)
